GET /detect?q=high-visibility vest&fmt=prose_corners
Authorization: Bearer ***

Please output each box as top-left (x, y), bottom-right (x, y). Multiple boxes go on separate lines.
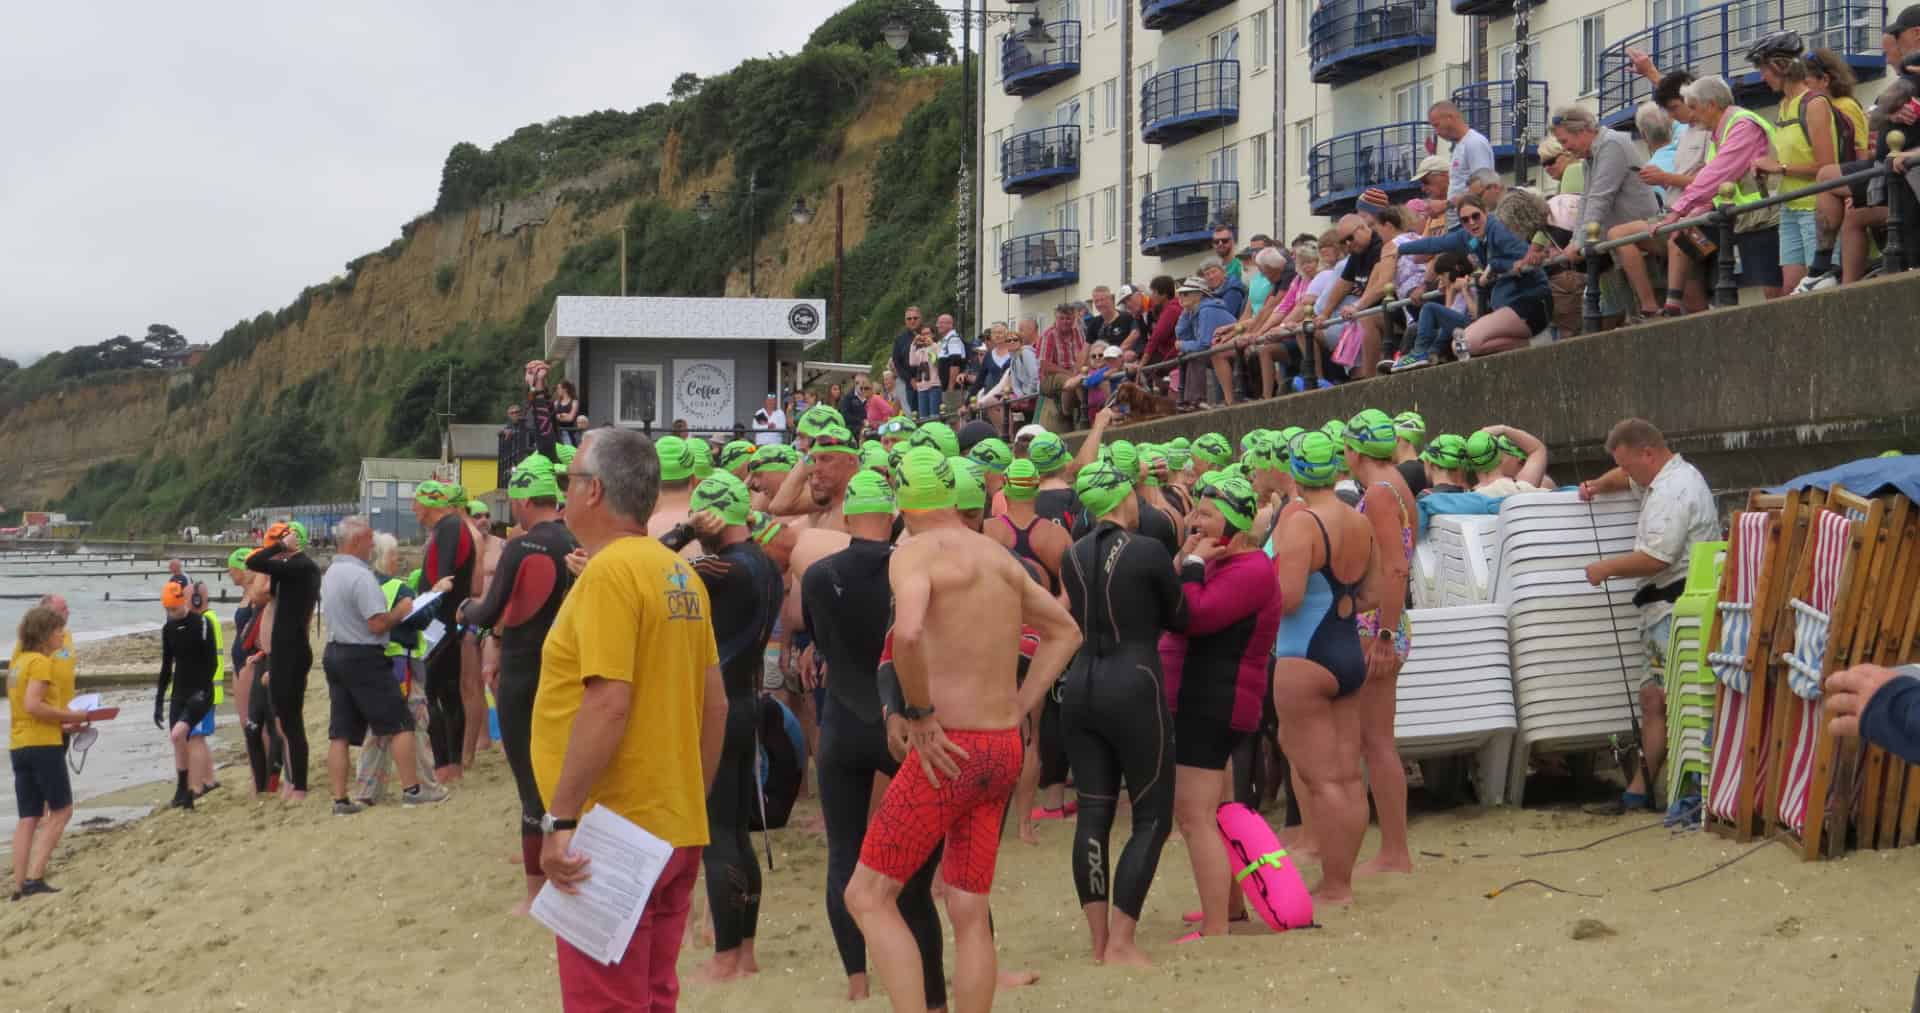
top-left (1705, 106), bottom-right (1779, 211)
top-left (203, 608), bottom-right (226, 706)
top-left (381, 578), bottom-right (417, 660)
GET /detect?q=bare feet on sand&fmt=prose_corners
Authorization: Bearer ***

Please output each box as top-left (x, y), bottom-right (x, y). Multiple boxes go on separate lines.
top-left (1099, 941), bottom-right (1153, 968)
top-left (1000, 970), bottom-right (1040, 987)
top-left (846, 974), bottom-right (871, 1001)
top-left (1311, 883), bottom-right (1354, 907)
top-left (692, 951), bottom-right (758, 983)
top-left (1356, 854), bottom-right (1414, 876)
top-left (1019, 818), bottom-right (1040, 846)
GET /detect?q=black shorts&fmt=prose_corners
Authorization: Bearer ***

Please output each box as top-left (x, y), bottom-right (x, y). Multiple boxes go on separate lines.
top-left (11, 745), bottom-right (72, 818)
top-left (1173, 709), bottom-right (1246, 771)
top-left (324, 644), bottom-right (414, 746)
top-left (1841, 158), bottom-right (1873, 207)
top-left (1713, 229), bottom-right (1783, 289)
top-left (168, 690), bottom-right (212, 731)
top-left (1510, 294), bottom-right (1552, 335)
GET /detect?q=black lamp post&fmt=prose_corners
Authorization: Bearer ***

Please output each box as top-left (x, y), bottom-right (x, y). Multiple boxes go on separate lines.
top-left (789, 190), bottom-right (845, 362)
top-left (693, 170), bottom-right (763, 296)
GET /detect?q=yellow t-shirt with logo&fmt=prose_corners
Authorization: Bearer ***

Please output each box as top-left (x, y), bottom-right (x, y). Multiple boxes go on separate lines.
top-left (532, 535), bottom-right (718, 848)
top-left (10, 648), bottom-right (74, 750)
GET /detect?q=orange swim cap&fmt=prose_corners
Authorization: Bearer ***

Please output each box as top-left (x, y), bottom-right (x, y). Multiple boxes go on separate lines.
top-left (161, 580), bottom-right (189, 610)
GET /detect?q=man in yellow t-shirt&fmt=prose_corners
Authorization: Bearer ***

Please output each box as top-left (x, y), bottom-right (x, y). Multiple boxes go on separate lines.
top-left (533, 427), bottom-right (725, 1010)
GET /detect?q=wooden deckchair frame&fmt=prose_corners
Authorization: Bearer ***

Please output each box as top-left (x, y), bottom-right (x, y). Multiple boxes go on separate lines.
top-left (1814, 491), bottom-right (1905, 857)
top-left (1735, 489), bottom-right (1814, 842)
top-left (1840, 498), bottom-right (1917, 851)
top-left (1704, 491), bottom-right (1787, 841)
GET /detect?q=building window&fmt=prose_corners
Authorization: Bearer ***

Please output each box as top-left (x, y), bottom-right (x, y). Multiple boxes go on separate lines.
top-left (615, 364), bottom-right (662, 429)
top-left (1298, 0), bottom-right (1311, 48)
top-left (1208, 142), bottom-right (1240, 184)
top-left (991, 224), bottom-right (1003, 272)
top-left (1139, 171), bottom-right (1153, 200)
top-left (369, 482), bottom-right (390, 498)
top-left (1250, 11), bottom-right (1269, 68)
top-left (1102, 78), bottom-right (1118, 132)
top-left (398, 483), bottom-right (415, 498)
top-left (1062, 0), bottom-right (1079, 24)
top-left (1057, 96), bottom-right (1082, 133)
top-left (1580, 15), bottom-right (1606, 94)
top-left (1208, 26), bottom-right (1239, 61)
top-left (1296, 121), bottom-right (1315, 174)
top-left (1085, 88), bottom-right (1097, 133)
top-left (1392, 77), bottom-right (1434, 125)
top-left (1136, 59), bottom-right (1155, 98)
top-left (1497, 43), bottom-right (1515, 81)
top-left (1248, 133), bottom-right (1270, 194)
top-left (1102, 187), bottom-right (1118, 241)
top-left (990, 129), bottom-right (1004, 176)
top-left (1085, 196), bottom-right (1097, 245)
top-left (1106, 0), bottom-right (1121, 24)
top-left (995, 33), bottom-right (1007, 80)
top-left (1057, 200), bottom-right (1080, 234)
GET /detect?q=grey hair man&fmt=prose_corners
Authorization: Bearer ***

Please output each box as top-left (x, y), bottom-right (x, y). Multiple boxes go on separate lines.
top-left (1429, 99), bottom-right (1494, 200)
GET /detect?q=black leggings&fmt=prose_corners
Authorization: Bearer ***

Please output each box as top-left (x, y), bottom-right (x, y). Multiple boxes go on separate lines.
top-left (703, 698), bottom-right (761, 953)
top-left (269, 642), bottom-right (312, 792)
top-left (1061, 654), bottom-right (1176, 920)
top-left (242, 663), bottom-right (283, 793)
top-left (495, 660), bottom-right (543, 839)
top-left (424, 639), bottom-right (464, 770)
top-left (817, 694), bottom-right (945, 1010)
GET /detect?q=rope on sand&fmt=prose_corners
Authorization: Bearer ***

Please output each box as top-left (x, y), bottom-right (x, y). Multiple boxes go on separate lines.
top-left (1484, 878), bottom-right (1603, 899)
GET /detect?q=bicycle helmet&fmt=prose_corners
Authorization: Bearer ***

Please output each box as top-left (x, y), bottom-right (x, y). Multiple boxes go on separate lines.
top-left (1745, 30), bottom-right (1803, 65)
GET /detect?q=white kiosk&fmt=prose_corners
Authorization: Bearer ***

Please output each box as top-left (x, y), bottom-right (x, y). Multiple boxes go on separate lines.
top-left (543, 295), bottom-right (827, 436)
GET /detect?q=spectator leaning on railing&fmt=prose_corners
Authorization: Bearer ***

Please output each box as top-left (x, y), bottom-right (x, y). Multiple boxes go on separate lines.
top-left (1660, 75), bottom-right (1784, 304)
top-left (1842, 18), bottom-right (1920, 285)
top-left (1747, 31), bottom-right (1843, 295)
top-left (1173, 276), bottom-right (1237, 409)
top-left (1554, 105), bottom-right (1663, 321)
top-left (1392, 193), bottom-right (1550, 359)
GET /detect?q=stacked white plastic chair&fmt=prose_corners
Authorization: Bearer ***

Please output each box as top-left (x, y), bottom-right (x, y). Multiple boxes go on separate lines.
top-left (1394, 603), bottom-right (1517, 804)
top-left (1494, 490), bottom-right (1647, 805)
top-left (1428, 515), bottom-right (1501, 607)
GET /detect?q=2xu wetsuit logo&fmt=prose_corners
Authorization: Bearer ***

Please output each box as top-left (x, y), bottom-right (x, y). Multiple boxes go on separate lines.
top-left (1086, 838), bottom-right (1106, 897)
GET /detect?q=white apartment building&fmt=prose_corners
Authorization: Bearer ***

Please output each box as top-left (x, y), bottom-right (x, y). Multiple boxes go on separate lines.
top-left (975, 0), bottom-right (1889, 328)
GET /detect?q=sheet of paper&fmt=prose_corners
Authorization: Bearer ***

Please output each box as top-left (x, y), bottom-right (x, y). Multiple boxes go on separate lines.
top-left (69, 693), bottom-right (102, 713)
top-left (528, 806), bottom-right (674, 966)
top-left (405, 591), bottom-right (443, 620)
top-left (421, 621), bottom-right (447, 652)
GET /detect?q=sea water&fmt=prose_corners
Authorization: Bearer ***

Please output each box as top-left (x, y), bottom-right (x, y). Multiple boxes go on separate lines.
top-left (0, 551), bottom-right (236, 655)
top-left (0, 687), bottom-right (196, 843)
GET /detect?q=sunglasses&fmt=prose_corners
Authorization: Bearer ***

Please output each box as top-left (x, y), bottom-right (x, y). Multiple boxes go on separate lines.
top-left (1460, 211), bottom-right (1485, 224)
top-left (1212, 237), bottom-right (1234, 245)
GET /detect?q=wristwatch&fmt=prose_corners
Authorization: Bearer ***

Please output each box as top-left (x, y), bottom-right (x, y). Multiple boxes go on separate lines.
top-left (900, 702), bottom-right (936, 721)
top-left (540, 814), bottom-right (579, 834)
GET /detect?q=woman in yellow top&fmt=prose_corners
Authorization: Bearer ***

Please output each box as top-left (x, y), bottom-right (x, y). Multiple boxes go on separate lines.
top-left (1748, 31), bottom-right (1840, 294)
top-left (10, 605), bottom-right (90, 901)
top-left (1803, 47), bottom-right (1871, 282)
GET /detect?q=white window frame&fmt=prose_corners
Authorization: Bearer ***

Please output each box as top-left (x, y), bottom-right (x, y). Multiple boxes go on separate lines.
top-left (1106, 0), bottom-right (1121, 25)
top-left (1085, 88), bottom-right (1097, 134)
top-left (1208, 142), bottom-right (1240, 184)
top-left (1392, 77), bottom-right (1435, 125)
top-left (369, 481), bottom-right (390, 498)
top-left (1139, 171), bottom-right (1154, 201)
top-left (991, 224), bottom-right (1003, 273)
top-left (1296, 121), bottom-right (1315, 174)
top-left (615, 363), bottom-right (664, 430)
top-left (1136, 59), bottom-right (1155, 98)
top-left (1057, 96), bottom-right (1082, 131)
top-left (990, 128), bottom-right (1004, 176)
top-left (1062, 0), bottom-right (1080, 24)
top-left (1208, 26), bottom-right (1239, 61)
top-left (1102, 186), bottom-right (1118, 242)
top-left (1084, 196), bottom-right (1097, 246)
top-left (1250, 11), bottom-right (1269, 69)
top-left (1580, 15), bottom-right (1606, 95)
top-left (1102, 78), bottom-right (1119, 133)
top-left (1297, 0), bottom-right (1311, 51)
top-left (1497, 43), bottom-right (1516, 81)
top-left (1056, 199), bottom-right (1080, 234)
top-left (995, 33), bottom-right (1008, 80)
top-left (1248, 133), bottom-right (1270, 194)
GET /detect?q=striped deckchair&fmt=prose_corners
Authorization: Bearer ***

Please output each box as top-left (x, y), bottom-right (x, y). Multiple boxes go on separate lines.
top-left (1705, 510), bottom-right (1772, 832)
top-left (1775, 507), bottom-right (1853, 835)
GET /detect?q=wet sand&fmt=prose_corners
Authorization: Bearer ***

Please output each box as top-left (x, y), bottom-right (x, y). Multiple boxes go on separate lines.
top-left (1, 681), bottom-right (1916, 1013)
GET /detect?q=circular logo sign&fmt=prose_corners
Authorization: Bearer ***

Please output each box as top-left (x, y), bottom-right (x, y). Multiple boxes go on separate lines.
top-left (788, 303), bottom-right (821, 335)
top-left (678, 362), bottom-right (733, 422)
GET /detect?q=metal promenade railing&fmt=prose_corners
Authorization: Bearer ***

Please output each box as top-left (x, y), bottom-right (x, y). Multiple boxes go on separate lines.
top-left (1596, 0), bottom-right (1885, 127)
top-left (1001, 20), bottom-right (1082, 96)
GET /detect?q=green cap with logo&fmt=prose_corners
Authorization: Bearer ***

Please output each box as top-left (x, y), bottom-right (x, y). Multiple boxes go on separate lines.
top-left (896, 446), bottom-right (958, 512)
top-left (1393, 411), bottom-right (1427, 447)
top-left (860, 440), bottom-right (890, 473)
top-left (751, 443), bottom-right (800, 473)
top-left (843, 469), bottom-right (897, 517)
top-left (689, 438), bottom-right (715, 479)
top-left (1242, 430), bottom-right (1284, 472)
top-left (1290, 430), bottom-right (1343, 488)
top-left (288, 521), bottom-right (310, 546)
top-left (718, 440), bottom-right (757, 473)
top-left (1139, 444), bottom-right (1169, 486)
top-left (1497, 434), bottom-right (1526, 460)
top-left (1422, 433), bottom-right (1468, 470)
top-left (969, 437), bottom-right (1012, 474)
top-left (950, 456), bottom-right (987, 512)
top-left (1109, 440), bottom-right (1139, 482)
top-left (798, 403), bottom-right (843, 438)
top-left (554, 442), bottom-right (577, 466)
top-left (1276, 426), bottom-right (1306, 462)
top-left (1345, 408), bottom-right (1399, 461)
top-left (510, 453), bottom-right (562, 500)
top-left (1238, 430), bottom-right (1268, 455)
top-left (414, 480), bottom-right (454, 508)
top-left (655, 435), bottom-right (696, 481)
top-left (809, 423), bottom-right (858, 456)
top-left (1028, 432), bottom-right (1070, 474)
top-left (1004, 458), bottom-right (1041, 500)
top-left (227, 548), bottom-right (252, 570)
top-left (1074, 460), bottom-right (1133, 520)
top-left (1193, 432), bottom-right (1233, 467)
top-left (691, 472), bottom-right (753, 526)
top-left (1163, 440), bottom-right (1192, 472)
top-left (1200, 472), bottom-right (1257, 533)
top-left (910, 421), bottom-right (960, 459)
top-left (878, 416), bottom-right (917, 439)
top-left (1465, 431), bottom-right (1501, 471)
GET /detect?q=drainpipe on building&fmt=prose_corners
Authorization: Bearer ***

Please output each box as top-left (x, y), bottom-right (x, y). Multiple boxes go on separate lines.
top-left (1121, 4), bottom-right (1135, 287)
top-left (1273, 0), bottom-right (1284, 238)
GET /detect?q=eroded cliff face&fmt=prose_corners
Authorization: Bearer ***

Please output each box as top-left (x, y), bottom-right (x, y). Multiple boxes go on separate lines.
top-left (0, 74), bottom-right (935, 510)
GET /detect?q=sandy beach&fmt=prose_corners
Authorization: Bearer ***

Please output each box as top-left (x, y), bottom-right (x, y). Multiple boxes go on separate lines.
top-left (2, 673), bottom-right (1917, 1013)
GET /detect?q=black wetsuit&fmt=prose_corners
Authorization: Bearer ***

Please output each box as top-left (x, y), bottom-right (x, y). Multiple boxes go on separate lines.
top-left (1034, 486), bottom-right (1082, 533)
top-left (234, 605), bottom-right (281, 792)
top-left (422, 512), bottom-right (477, 768)
top-left (1071, 495), bottom-right (1181, 560)
top-left (1060, 521), bottom-right (1188, 918)
top-left (246, 550), bottom-right (320, 792)
top-left (1397, 458), bottom-right (1431, 497)
top-left (695, 540), bottom-right (784, 955)
top-left (801, 539), bottom-right (945, 1009)
top-left (157, 612), bottom-right (217, 730)
top-left (460, 518), bottom-right (576, 857)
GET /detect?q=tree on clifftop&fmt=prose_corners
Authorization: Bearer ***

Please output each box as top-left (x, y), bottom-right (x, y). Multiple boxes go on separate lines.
top-left (435, 141), bottom-right (502, 213)
top-left (670, 72), bottom-right (702, 99)
top-left (808, 0), bottom-right (953, 63)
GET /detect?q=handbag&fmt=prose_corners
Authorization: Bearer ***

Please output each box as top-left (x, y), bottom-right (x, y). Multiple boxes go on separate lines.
top-left (1674, 226), bottom-right (1718, 262)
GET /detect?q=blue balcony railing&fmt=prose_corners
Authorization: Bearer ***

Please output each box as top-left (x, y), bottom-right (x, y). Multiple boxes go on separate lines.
top-left (1452, 0), bottom-right (1513, 16)
top-left (1001, 230), bottom-right (1081, 294)
top-left (1309, 122), bottom-right (1428, 215)
top-left (1452, 80), bottom-right (1550, 159)
top-left (1597, 0), bottom-right (1884, 128)
top-left (1002, 21), bottom-right (1082, 97)
top-left (1309, 0), bottom-right (1437, 85)
top-left (1141, 60), bottom-right (1240, 146)
top-left (1140, 182), bottom-right (1239, 257)
top-left (1140, 0), bottom-right (1236, 30)
top-left (1001, 126), bottom-right (1080, 195)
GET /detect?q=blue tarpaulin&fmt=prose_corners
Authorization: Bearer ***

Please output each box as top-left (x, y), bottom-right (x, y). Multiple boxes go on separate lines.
top-left (1769, 455), bottom-right (1920, 504)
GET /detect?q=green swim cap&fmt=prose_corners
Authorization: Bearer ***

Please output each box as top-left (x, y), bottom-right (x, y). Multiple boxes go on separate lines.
top-left (414, 480), bottom-right (451, 509)
top-left (446, 484), bottom-right (467, 505)
top-left (878, 416), bottom-right (917, 439)
top-left (690, 438), bottom-right (715, 479)
top-left (1004, 458), bottom-right (1041, 500)
top-left (843, 470), bottom-right (897, 517)
top-left (1881, 449), bottom-right (1905, 458)
top-left (554, 442), bottom-right (577, 466)
top-left (1193, 433), bottom-right (1233, 467)
top-left (1465, 431), bottom-right (1501, 471)
top-left (690, 472), bottom-right (753, 526)
top-left (896, 446), bottom-right (958, 512)
top-left (510, 453), bottom-right (562, 500)
top-left (1290, 431), bottom-right (1342, 488)
top-left (1497, 434), bottom-right (1526, 460)
top-left (751, 443), bottom-right (800, 473)
top-left (1169, 436), bottom-right (1191, 452)
top-left (1276, 426), bottom-right (1306, 462)
top-left (1321, 418), bottom-right (1347, 441)
top-left (860, 441), bottom-right (890, 473)
top-left (1200, 473), bottom-right (1257, 533)
top-left (950, 456), bottom-right (987, 512)
top-left (288, 521), bottom-right (309, 545)
top-left (1109, 440), bottom-right (1139, 482)
top-left (227, 548), bottom-right (251, 569)
top-left (1346, 409), bottom-right (1398, 460)
top-left (655, 435), bottom-right (696, 481)
top-left (1393, 411), bottom-right (1427, 446)
top-left (1242, 431), bottom-right (1284, 472)
top-left (718, 440), bottom-right (757, 473)
top-left (885, 445), bottom-right (907, 485)
top-left (1422, 434), bottom-right (1468, 470)
top-left (808, 423), bottom-right (858, 456)
top-left (910, 421), bottom-right (960, 459)
top-left (1238, 430), bottom-right (1267, 455)
top-left (468, 500), bottom-right (490, 518)
top-left (798, 403), bottom-right (842, 438)
top-left (1074, 460), bottom-right (1133, 520)
top-left (969, 438), bottom-right (1012, 475)
top-left (1221, 462), bottom-right (1248, 484)
top-left (1164, 441), bottom-right (1192, 472)
top-left (1139, 445), bottom-right (1169, 486)
top-left (749, 510), bottom-right (784, 546)
top-left (1028, 432), bottom-right (1070, 474)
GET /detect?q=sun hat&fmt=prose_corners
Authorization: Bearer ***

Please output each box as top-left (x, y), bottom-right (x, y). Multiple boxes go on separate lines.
top-left (1176, 276), bottom-right (1209, 295)
top-left (1416, 153), bottom-right (1450, 179)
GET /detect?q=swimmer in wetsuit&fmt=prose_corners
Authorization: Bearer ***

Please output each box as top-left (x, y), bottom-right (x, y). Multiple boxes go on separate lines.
top-left (245, 521), bottom-right (321, 800)
top-left (802, 471), bottom-right (947, 1007)
top-left (156, 581), bottom-right (218, 810)
top-left (1058, 460), bottom-right (1189, 966)
top-left (1267, 431), bottom-right (1376, 906)
top-left (413, 481), bottom-right (477, 782)
top-left (682, 473), bottom-right (785, 984)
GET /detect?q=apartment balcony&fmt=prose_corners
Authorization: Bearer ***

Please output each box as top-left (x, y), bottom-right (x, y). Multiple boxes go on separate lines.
top-left (1309, 0), bottom-right (1437, 85)
top-left (1308, 122), bottom-right (1428, 216)
top-left (1001, 230), bottom-right (1080, 294)
top-left (1140, 181), bottom-right (1239, 257)
top-left (1140, 60), bottom-right (1240, 146)
top-left (1001, 21), bottom-right (1082, 97)
top-left (1001, 126), bottom-right (1080, 195)
top-left (1451, 80), bottom-right (1550, 161)
top-left (1452, 0), bottom-right (1513, 16)
top-left (1140, 0), bottom-right (1235, 31)
top-left (1597, 0), bottom-right (1885, 128)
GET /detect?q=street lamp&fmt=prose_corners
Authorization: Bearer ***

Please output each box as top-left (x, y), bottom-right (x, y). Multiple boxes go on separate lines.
top-left (1016, 13), bottom-right (1054, 62)
top-left (789, 197), bottom-right (816, 226)
top-left (882, 18), bottom-right (912, 52)
top-left (692, 171), bottom-right (761, 294)
top-left (792, 188), bottom-right (847, 362)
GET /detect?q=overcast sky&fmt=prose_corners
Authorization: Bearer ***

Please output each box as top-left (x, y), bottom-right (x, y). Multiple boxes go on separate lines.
top-left (0, 1), bottom-right (850, 362)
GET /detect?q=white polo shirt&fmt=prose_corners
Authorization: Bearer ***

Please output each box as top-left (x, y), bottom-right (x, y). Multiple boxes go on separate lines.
top-left (1630, 453), bottom-right (1720, 625)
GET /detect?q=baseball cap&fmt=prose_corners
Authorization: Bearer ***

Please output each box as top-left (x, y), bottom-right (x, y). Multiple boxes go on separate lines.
top-left (655, 435), bottom-right (695, 481)
top-left (1004, 458), bottom-right (1041, 500)
top-left (1895, 4), bottom-right (1920, 35)
top-left (896, 446), bottom-right (958, 512)
top-left (1345, 409), bottom-right (1399, 460)
top-left (162, 581), bottom-right (190, 610)
top-left (969, 437), bottom-right (1012, 474)
top-left (1028, 432), bottom-right (1070, 474)
top-left (691, 472), bottom-right (753, 527)
top-left (1015, 423), bottom-right (1048, 443)
top-left (1115, 284), bottom-right (1138, 301)
top-left (1102, 345), bottom-right (1122, 359)
top-left (1422, 434), bottom-right (1468, 469)
top-left (1465, 431), bottom-right (1501, 471)
top-left (1074, 460), bottom-right (1132, 520)
top-left (843, 470), bottom-right (897, 517)
top-left (1416, 154), bottom-right (1450, 179)
top-left (1176, 276), bottom-right (1208, 295)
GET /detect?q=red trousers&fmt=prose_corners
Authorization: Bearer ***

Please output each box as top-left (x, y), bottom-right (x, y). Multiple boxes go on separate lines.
top-left (555, 845), bottom-right (703, 1012)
